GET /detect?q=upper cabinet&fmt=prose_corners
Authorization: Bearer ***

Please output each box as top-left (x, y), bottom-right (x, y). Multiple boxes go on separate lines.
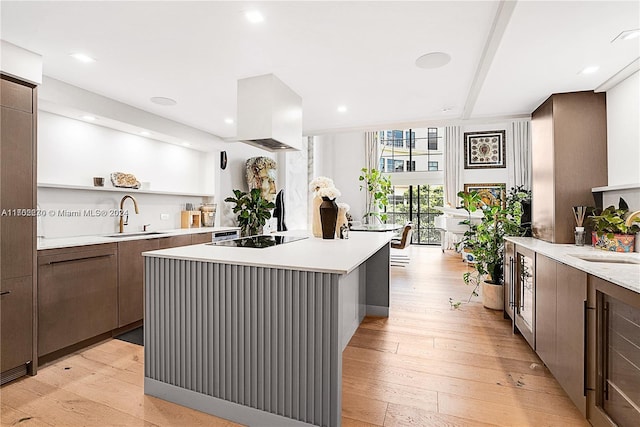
top-left (531, 91), bottom-right (607, 244)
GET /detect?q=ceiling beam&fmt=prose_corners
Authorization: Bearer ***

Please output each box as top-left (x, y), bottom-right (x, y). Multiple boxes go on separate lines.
top-left (461, 0), bottom-right (518, 119)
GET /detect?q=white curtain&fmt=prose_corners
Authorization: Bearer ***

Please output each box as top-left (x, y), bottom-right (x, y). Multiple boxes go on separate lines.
top-left (444, 126), bottom-right (463, 207)
top-left (443, 126), bottom-right (463, 249)
top-left (363, 131), bottom-right (379, 220)
top-left (508, 120), bottom-right (532, 190)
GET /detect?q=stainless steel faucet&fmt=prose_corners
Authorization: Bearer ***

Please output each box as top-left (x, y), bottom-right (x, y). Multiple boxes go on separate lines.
top-left (119, 195), bottom-right (139, 233)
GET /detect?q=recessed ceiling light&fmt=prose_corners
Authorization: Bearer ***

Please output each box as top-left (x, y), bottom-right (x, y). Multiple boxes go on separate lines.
top-left (139, 131), bottom-right (151, 136)
top-left (181, 142), bottom-right (191, 147)
top-left (224, 118), bottom-right (234, 124)
top-left (441, 107), bottom-right (453, 113)
top-left (579, 65), bottom-right (599, 75)
top-left (612, 29), bottom-right (640, 42)
top-left (150, 96), bottom-right (177, 106)
top-left (415, 52), bottom-right (451, 69)
top-left (81, 115), bottom-right (96, 121)
top-left (70, 53), bottom-right (96, 63)
top-left (337, 105), bottom-right (347, 113)
top-left (245, 10), bottom-right (264, 23)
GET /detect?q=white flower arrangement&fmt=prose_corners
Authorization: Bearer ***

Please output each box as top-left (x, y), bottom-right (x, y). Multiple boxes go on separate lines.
top-left (317, 186), bottom-right (341, 200)
top-left (309, 176), bottom-right (335, 193)
top-left (310, 176), bottom-right (341, 200)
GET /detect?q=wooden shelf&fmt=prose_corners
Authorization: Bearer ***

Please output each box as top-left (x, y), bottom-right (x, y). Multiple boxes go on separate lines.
top-left (37, 183), bottom-right (213, 198)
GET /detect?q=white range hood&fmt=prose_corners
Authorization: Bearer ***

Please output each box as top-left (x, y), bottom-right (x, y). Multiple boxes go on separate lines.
top-left (236, 74), bottom-right (302, 151)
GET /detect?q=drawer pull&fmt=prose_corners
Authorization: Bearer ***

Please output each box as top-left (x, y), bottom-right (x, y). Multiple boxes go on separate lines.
top-left (0, 291), bottom-right (11, 296)
top-left (48, 254), bottom-right (114, 265)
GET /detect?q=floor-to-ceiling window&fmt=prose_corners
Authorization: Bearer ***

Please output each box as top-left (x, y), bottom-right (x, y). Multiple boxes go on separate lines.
top-left (387, 184), bottom-right (444, 245)
top-left (379, 128), bottom-right (444, 245)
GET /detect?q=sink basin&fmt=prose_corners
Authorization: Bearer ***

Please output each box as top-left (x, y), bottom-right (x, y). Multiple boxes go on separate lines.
top-left (569, 253), bottom-right (640, 265)
top-left (105, 231), bottom-right (167, 238)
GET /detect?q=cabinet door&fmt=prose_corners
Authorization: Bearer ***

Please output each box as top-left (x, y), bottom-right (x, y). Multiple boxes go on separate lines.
top-left (504, 241), bottom-right (515, 320)
top-left (556, 263), bottom-right (587, 416)
top-left (158, 234), bottom-right (192, 249)
top-left (38, 245), bottom-right (118, 356)
top-left (118, 239), bottom-right (159, 327)
top-left (0, 276), bottom-right (33, 372)
top-left (515, 247), bottom-right (535, 348)
top-left (1, 105), bottom-right (34, 280)
top-left (535, 254), bottom-right (557, 370)
top-left (191, 232), bottom-right (212, 245)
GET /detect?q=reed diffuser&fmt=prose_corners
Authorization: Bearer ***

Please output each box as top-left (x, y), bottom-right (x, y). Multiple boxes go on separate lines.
top-left (572, 206), bottom-right (587, 246)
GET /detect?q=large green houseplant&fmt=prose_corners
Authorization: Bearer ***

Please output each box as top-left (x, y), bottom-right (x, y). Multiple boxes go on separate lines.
top-left (224, 188), bottom-right (275, 237)
top-left (456, 187), bottom-right (531, 308)
top-left (359, 167), bottom-right (392, 223)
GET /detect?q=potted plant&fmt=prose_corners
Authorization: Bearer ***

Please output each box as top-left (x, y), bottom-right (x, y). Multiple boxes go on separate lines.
top-left (457, 187), bottom-right (531, 309)
top-left (224, 188), bottom-right (275, 237)
top-left (589, 198), bottom-right (640, 252)
top-left (359, 167), bottom-right (392, 224)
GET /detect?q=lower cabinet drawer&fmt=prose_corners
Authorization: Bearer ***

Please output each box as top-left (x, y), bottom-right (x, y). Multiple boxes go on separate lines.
top-left (38, 245), bottom-right (118, 356)
top-left (1, 276), bottom-right (33, 372)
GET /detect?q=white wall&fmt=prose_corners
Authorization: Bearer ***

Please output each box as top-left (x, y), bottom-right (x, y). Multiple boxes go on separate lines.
top-left (314, 132), bottom-right (367, 221)
top-left (37, 111), bottom-right (217, 237)
top-left (39, 111), bottom-right (214, 193)
top-left (0, 39), bottom-right (42, 85)
top-left (606, 71), bottom-right (640, 186)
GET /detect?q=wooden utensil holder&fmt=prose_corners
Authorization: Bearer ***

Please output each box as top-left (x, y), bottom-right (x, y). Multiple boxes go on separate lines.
top-left (181, 210), bottom-right (201, 229)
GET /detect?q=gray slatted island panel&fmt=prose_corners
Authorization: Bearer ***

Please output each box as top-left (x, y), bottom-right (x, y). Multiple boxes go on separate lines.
top-left (144, 258), bottom-right (343, 427)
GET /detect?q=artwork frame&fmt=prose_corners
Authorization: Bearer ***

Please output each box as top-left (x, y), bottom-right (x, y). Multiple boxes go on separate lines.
top-left (464, 183), bottom-right (506, 208)
top-left (463, 130), bottom-right (506, 169)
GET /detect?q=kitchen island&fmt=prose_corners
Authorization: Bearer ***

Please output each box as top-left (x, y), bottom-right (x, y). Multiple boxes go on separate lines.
top-left (142, 231), bottom-right (393, 427)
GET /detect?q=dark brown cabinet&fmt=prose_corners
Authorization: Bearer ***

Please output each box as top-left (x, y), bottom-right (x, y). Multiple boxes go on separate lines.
top-left (1, 75), bottom-right (37, 384)
top-left (503, 240), bottom-right (515, 321)
top-left (117, 238), bottom-right (159, 327)
top-left (191, 232), bottom-right (212, 245)
top-left (37, 244), bottom-right (118, 358)
top-left (158, 234), bottom-right (192, 249)
top-left (0, 277), bottom-right (33, 374)
top-left (531, 91), bottom-right (607, 244)
top-left (116, 233), bottom-right (195, 328)
top-left (514, 246), bottom-right (535, 348)
top-left (588, 275), bottom-right (640, 427)
top-left (536, 255), bottom-right (587, 416)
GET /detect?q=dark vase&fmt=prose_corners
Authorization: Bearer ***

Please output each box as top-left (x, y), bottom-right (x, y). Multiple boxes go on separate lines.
top-left (319, 197), bottom-right (338, 239)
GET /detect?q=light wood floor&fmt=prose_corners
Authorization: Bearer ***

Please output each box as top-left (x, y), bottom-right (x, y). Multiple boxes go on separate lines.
top-left (1, 246), bottom-right (589, 427)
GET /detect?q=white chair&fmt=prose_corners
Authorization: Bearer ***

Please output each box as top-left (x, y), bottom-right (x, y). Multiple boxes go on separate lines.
top-left (390, 222), bottom-right (413, 266)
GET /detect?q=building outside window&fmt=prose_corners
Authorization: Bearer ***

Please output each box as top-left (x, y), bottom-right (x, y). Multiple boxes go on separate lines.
top-left (377, 127), bottom-right (445, 245)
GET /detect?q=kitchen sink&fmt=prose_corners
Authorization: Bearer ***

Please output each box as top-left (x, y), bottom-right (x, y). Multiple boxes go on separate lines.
top-left (569, 253), bottom-right (640, 265)
top-left (105, 231), bottom-right (167, 238)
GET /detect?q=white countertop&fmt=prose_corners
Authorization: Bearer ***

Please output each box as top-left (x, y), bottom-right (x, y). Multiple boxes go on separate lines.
top-left (37, 226), bottom-right (239, 250)
top-left (506, 237), bottom-right (640, 294)
top-left (143, 231), bottom-right (394, 275)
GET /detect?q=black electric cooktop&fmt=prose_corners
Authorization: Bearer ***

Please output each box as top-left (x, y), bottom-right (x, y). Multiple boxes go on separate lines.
top-left (211, 235), bottom-right (308, 248)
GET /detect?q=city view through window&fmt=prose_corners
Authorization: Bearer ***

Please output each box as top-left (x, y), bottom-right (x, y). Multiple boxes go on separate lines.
top-left (378, 128), bottom-right (444, 245)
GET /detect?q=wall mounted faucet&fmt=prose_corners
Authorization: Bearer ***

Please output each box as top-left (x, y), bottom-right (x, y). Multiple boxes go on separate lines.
top-left (119, 195), bottom-right (139, 233)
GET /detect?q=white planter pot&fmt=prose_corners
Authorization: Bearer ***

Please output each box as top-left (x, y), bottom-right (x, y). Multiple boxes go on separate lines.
top-left (482, 281), bottom-right (504, 310)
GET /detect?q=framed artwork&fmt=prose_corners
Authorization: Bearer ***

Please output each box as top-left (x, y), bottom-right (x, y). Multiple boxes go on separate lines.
top-left (464, 183), bottom-right (506, 208)
top-left (463, 130), bottom-right (506, 169)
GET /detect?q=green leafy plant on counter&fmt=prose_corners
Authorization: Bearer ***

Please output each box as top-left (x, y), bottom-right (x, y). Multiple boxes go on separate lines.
top-left (224, 188), bottom-right (275, 237)
top-left (359, 167), bottom-right (392, 223)
top-left (589, 198), bottom-right (640, 238)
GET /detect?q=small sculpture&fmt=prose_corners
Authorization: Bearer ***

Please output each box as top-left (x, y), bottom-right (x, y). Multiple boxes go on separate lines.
top-left (340, 223), bottom-right (349, 239)
top-left (246, 157), bottom-right (277, 202)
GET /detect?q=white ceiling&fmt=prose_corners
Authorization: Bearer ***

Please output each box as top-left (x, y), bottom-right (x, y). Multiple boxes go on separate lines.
top-left (2, 0), bottom-right (639, 140)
